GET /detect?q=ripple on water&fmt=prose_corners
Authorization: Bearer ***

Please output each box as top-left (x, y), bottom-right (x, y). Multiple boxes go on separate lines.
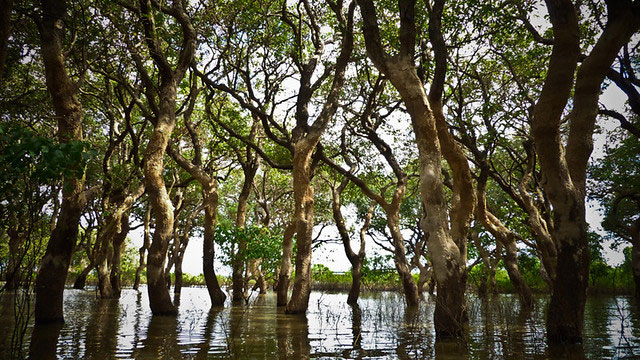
top-left (1, 288), bottom-right (639, 359)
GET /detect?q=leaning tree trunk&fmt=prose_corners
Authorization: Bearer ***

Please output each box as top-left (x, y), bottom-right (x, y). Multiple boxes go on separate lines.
top-left (277, 221), bottom-right (297, 306)
top-left (387, 215), bottom-right (420, 306)
top-left (285, 147), bottom-right (316, 314)
top-left (73, 263), bottom-right (93, 290)
top-left (477, 170), bottom-right (532, 307)
top-left (34, 0), bottom-right (85, 324)
top-left (202, 182), bottom-right (226, 306)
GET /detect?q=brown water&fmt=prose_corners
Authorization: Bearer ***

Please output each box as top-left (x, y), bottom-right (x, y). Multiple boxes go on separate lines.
top-left (1, 288), bottom-right (639, 359)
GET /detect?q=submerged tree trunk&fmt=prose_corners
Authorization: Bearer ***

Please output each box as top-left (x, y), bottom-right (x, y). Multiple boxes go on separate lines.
top-left (110, 213), bottom-right (130, 297)
top-left (531, 0), bottom-right (639, 343)
top-left (477, 171), bottom-right (532, 307)
top-left (202, 182), bottom-right (226, 306)
top-left (387, 215), bottom-right (420, 306)
top-left (358, 0), bottom-right (472, 338)
top-left (145, 107), bottom-right (179, 315)
top-left (286, 146), bottom-right (316, 314)
top-left (277, 221), bottom-right (296, 306)
top-left (73, 264), bottom-right (93, 290)
top-left (232, 155), bottom-right (258, 303)
top-left (133, 206), bottom-right (151, 290)
top-left (34, 0), bottom-right (85, 324)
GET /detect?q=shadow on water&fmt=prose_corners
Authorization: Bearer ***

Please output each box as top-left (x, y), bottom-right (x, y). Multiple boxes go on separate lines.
top-left (3, 288), bottom-right (640, 359)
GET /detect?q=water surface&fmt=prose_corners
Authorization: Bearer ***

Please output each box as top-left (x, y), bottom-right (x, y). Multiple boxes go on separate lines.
top-left (1, 288), bottom-right (639, 359)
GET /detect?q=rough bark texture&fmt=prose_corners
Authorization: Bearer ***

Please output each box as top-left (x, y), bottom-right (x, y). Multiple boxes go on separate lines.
top-left (286, 145), bottom-right (316, 314)
top-left (277, 221), bottom-right (297, 306)
top-left (135, 0), bottom-right (196, 316)
top-left (34, 0), bottom-right (85, 324)
top-left (358, 0), bottom-right (470, 337)
top-left (532, 0), bottom-right (640, 344)
top-left (202, 182), bottom-right (226, 306)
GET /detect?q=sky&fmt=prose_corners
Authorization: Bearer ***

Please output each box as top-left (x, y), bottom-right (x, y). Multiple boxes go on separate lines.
top-left (124, 83), bottom-right (632, 276)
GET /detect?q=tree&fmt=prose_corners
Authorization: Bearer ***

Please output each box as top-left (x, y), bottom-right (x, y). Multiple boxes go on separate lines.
top-left (117, 0), bottom-right (197, 316)
top-left (530, 0), bottom-right (639, 344)
top-left (358, 0), bottom-right (475, 338)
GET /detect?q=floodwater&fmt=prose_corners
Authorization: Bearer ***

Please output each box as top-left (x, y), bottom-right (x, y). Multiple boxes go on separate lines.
top-left (1, 288), bottom-right (639, 359)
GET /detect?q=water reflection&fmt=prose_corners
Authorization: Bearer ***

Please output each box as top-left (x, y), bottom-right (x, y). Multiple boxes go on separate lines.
top-left (2, 288), bottom-right (640, 359)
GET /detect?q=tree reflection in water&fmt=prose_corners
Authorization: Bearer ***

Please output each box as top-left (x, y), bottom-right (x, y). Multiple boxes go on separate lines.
top-left (1, 289), bottom-right (637, 358)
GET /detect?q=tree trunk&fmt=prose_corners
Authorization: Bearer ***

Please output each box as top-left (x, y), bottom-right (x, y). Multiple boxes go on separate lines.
top-left (631, 221), bottom-right (640, 301)
top-left (503, 240), bottom-right (533, 308)
top-left (232, 161), bottom-right (257, 303)
top-left (347, 261), bottom-right (362, 305)
top-left (34, 0), bottom-right (85, 324)
top-left (202, 182), bottom-right (226, 306)
top-left (285, 147), bottom-right (315, 314)
top-left (134, 206), bottom-right (151, 290)
top-left (5, 221), bottom-right (22, 291)
top-left (387, 216), bottom-right (419, 306)
top-left (477, 171), bottom-right (532, 306)
top-left (145, 104), bottom-right (179, 315)
top-left (277, 221), bottom-right (296, 306)
top-left (110, 213), bottom-right (129, 297)
top-left (174, 255), bottom-right (183, 295)
top-left (73, 264), bottom-right (93, 290)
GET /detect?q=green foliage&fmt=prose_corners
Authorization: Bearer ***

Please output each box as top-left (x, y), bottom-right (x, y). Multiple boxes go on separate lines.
top-left (0, 124), bottom-right (94, 199)
top-left (214, 223), bottom-right (288, 279)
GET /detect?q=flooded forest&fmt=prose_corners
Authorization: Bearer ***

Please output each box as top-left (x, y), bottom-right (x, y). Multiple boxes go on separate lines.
top-left (1, 0), bottom-right (640, 359)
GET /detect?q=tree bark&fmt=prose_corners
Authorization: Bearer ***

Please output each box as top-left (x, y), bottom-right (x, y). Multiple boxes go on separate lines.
top-left (285, 145), bottom-right (316, 314)
top-left (232, 150), bottom-right (259, 303)
top-left (34, 0), bottom-right (85, 324)
top-left (387, 215), bottom-right (420, 306)
top-left (331, 179), bottom-right (372, 305)
top-left (532, 0), bottom-right (640, 344)
top-left (476, 170), bottom-right (532, 307)
top-left (277, 221), bottom-right (296, 306)
top-left (110, 212), bottom-right (130, 297)
top-left (145, 104), bottom-right (179, 315)
top-left (73, 263), bottom-right (93, 290)
top-left (358, 0), bottom-right (469, 337)
top-left (133, 205), bottom-right (151, 290)
top-left (202, 182), bottom-right (226, 306)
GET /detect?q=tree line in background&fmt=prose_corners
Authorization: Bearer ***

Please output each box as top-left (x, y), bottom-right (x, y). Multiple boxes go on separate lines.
top-left (0, 0), bottom-right (639, 347)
